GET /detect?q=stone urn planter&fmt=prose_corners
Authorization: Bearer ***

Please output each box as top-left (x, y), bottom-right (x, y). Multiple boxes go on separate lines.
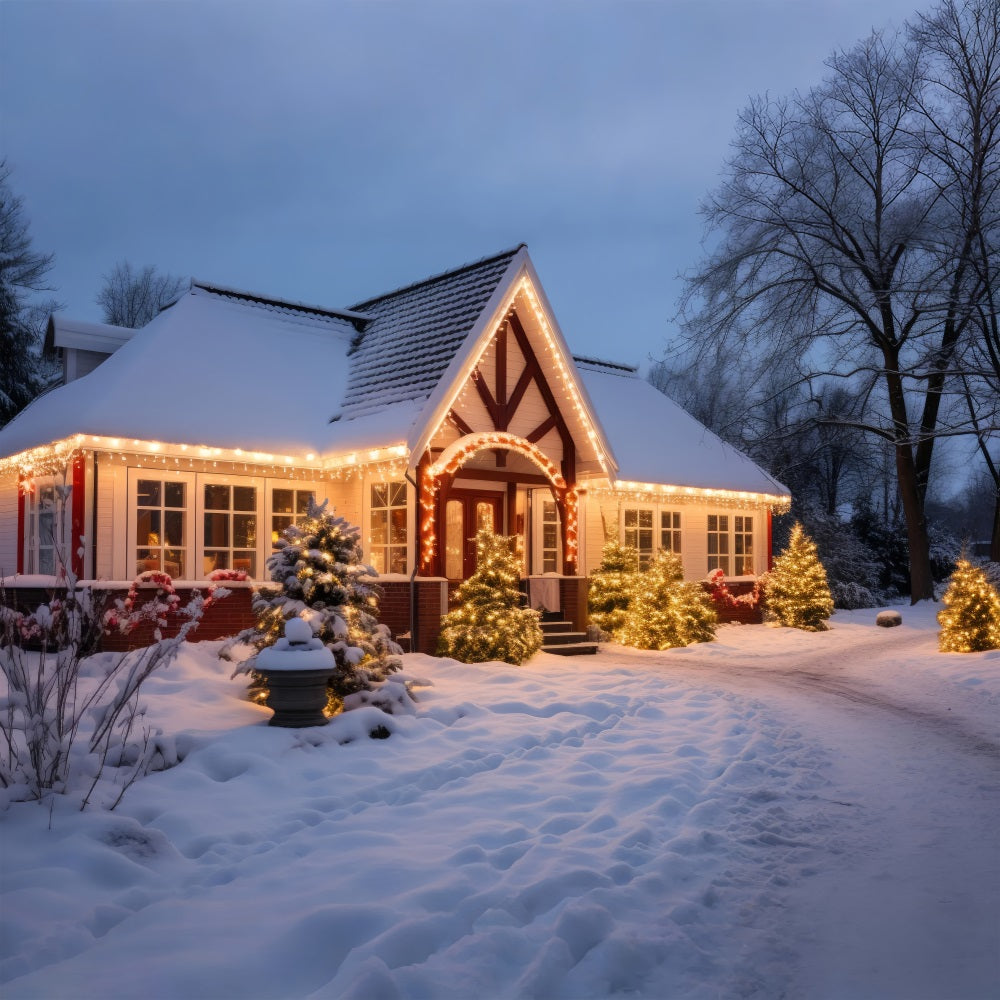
top-left (255, 617), bottom-right (336, 728)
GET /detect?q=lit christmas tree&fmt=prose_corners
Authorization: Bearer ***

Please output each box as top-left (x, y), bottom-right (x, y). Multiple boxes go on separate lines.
top-left (617, 549), bottom-right (716, 649)
top-left (588, 538), bottom-right (639, 638)
top-left (937, 559), bottom-right (1000, 652)
top-left (231, 499), bottom-right (401, 711)
top-left (438, 529), bottom-right (543, 665)
top-left (765, 522), bottom-right (834, 631)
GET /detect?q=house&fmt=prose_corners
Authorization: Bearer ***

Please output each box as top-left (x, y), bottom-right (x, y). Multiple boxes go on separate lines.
top-left (0, 245), bottom-right (789, 651)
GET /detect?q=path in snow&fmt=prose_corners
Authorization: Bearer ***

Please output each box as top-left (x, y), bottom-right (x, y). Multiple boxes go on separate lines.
top-left (639, 621), bottom-right (1000, 999)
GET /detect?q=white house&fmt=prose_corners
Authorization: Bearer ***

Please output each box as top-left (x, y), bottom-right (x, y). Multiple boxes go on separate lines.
top-left (0, 245), bottom-right (789, 651)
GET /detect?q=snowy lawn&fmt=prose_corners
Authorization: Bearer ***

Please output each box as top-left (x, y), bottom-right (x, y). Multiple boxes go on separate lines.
top-left (1, 604), bottom-right (998, 999)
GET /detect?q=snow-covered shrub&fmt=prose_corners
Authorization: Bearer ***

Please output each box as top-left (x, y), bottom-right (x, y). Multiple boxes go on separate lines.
top-left (830, 580), bottom-right (879, 611)
top-left (226, 499), bottom-right (401, 714)
top-left (0, 572), bottom-right (214, 811)
top-left (438, 530), bottom-right (543, 665)
top-left (618, 550), bottom-right (716, 649)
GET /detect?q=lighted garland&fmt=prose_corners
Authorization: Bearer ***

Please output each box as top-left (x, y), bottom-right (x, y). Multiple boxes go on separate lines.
top-left (1, 433), bottom-right (411, 491)
top-left (590, 484), bottom-right (790, 513)
top-left (419, 431), bottom-right (578, 571)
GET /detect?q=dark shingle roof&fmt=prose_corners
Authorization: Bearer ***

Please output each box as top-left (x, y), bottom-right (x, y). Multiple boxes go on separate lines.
top-left (335, 245), bottom-right (523, 421)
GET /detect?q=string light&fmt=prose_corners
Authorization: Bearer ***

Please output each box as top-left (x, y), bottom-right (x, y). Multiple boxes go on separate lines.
top-left (590, 482), bottom-right (790, 512)
top-left (1, 433), bottom-right (411, 490)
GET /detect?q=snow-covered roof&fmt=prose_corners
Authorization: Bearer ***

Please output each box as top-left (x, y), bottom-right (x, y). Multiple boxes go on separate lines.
top-left (45, 315), bottom-right (136, 355)
top-left (340, 246), bottom-right (523, 421)
top-left (577, 360), bottom-right (788, 495)
top-left (0, 247), bottom-right (788, 501)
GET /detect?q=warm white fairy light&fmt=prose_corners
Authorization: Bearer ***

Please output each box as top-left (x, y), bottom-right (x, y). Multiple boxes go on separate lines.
top-left (589, 481), bottom-right (790, 512)
top-left (1, 433), bottom-right (411, 488)
top-left (420, 431), bottom-right (579, 571)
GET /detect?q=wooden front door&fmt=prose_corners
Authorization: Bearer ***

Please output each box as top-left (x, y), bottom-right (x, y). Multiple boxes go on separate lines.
top-left (444, 490), bottom-right (503, 580)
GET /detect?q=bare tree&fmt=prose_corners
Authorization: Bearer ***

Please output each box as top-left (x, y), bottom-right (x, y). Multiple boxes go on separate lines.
top-left (0, 161), bottom-right (58, 426)
top-left (912, 0), bottom-right (1000, 558)
top-left (96, 260), bottom-right (186, 328)
top-left (675, 5), bottom-right (999, 602)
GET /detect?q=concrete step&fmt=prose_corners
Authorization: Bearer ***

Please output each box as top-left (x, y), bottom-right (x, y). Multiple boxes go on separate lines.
top-left (539, 630), bottom-right (589, 645)
top-left (539, 620), bottom-right (575, 634)
top-left (542, 642), bottom-right (599, 656)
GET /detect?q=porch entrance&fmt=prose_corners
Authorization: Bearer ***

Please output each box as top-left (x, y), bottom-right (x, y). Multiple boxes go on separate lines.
top-left (444, 490), bottom-right (503, 581)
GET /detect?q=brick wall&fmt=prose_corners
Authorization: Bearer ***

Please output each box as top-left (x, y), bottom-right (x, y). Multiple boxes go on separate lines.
top-left (559, 577), bottom-right (589, 631)
top-left (703, 580), bottom-right (765, 625)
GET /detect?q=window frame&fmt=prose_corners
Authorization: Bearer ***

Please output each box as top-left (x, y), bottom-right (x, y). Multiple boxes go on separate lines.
top-left (127, 470), bottom-right (195, 581)
top-left (707, 511), bottom-right (756, 577)
top-left (367, 480), bottom-right (409, 575)
top-left (23, 476), bottom-right (68, 575)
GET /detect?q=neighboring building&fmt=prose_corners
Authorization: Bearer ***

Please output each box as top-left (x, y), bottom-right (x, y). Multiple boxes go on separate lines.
top-left (0, 245), bottom-right (789, 651)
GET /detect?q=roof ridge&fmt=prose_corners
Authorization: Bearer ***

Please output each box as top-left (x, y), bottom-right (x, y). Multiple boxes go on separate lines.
top-left (192, 280), bottom-right (371, 327)
top-left (573, 354), bottom-right (639, 375)
top-left (349, 244), bottom-right (525, 311)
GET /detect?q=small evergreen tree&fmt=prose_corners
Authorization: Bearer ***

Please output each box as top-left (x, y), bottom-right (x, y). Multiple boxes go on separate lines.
top-left (588, 538), bottom-right (639, 638)
top-left (231, 499), bottom-right (401, 711)
top-left (438, 529), bottom-right (543, 665)
top-left (937, 559), bottom-right (1000, 652)
top-left (617, 550), bottom-right (716, 649)
top-left (765, 522), bottom-right (834, 631)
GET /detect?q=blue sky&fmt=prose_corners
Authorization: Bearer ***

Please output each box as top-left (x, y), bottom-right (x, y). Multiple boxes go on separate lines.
top-left (2, 0), bottom-right (920, 368)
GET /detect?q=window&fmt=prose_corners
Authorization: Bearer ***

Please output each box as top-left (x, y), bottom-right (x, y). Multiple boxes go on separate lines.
top-left (623, 508), bottom-right (655, 568)
top-left (708, 514), bottom-right (755, 576)
top-left (661, 510), bottom-right (681, 554)
top-left (541, 499), bottom-right (559, 573)
top-left (136, 478), bottom-right (187, 578)
top-left (734, 515), bottom-right (754, 575)
top-left (370, 482), bottom-right (407, 574)
top-left (203, 483), bottom-right (258, 577)
top-left (707, 514), bottom-right (730, 574)
top-left (271, 487), bottom-right (315, 546)
top-left (26, 480), bottom-right (65, 575)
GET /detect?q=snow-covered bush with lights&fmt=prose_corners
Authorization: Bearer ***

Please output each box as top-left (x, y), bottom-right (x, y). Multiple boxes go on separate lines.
top-left (617, 550), bottom-right (716, 649)
top-left (937, 558), bottom-right (1000, 653)
top-left (229, 499), bottom-right (401, 712)
top-left (587, 538), bottom-right (639, 639)
top-left (764, 522), bottom-right (834, 631)
top-left (437, 529), bottom-right (543, 665)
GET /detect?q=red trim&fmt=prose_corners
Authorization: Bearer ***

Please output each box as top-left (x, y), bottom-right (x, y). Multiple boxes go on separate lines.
top-left (16, 479), bottom-right (25, 574)
top-left (767, 510), bottom-right (773, 572)
top-left (71, 455), bottom-right (86, 578)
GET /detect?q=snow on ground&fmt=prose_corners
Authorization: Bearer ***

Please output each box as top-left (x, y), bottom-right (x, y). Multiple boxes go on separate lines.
top-left (1, 605), bottom-right (998, 999)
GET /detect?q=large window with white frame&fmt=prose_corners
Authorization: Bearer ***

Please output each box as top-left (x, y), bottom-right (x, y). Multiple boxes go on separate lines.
top-left (270, 486), bottom-right (316, 547)
top-left (623, 508), bottom-right (655, 569)
top-left (369, 481), bottom-right (407, 574)
top-left (135, 478), bottom-right (188, 578)
top-left (708, 513), bottom-right (755, 576)
top-left (202, 482), bottom-right (258, 577)
top-left (24, 478), bottom-right (67, 575)
top-left (660, 510), bottom-right (682, 554)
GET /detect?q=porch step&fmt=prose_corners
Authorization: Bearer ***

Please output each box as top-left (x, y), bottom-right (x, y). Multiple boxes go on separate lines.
top-left (539, 619), bottom-right (575, 634)
top-left (542, 641), bottom-right (598, 656)
top-left (540, 629), bottom-right (589, 645)
top-left (539, 620), bottom-right (597, 655)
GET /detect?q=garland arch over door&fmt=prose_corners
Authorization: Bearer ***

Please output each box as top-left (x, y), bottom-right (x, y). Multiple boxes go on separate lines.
top-left (417, 431), bottom-right (578, 578)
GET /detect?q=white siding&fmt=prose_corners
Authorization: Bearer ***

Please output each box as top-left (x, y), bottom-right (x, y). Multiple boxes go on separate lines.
top-left (0, 473), bottom-right (19, 576)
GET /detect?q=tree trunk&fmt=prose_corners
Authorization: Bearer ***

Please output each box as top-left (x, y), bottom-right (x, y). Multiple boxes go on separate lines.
top-left (884, 360), bottom-right (935, 602)
top-left (991, 490), bottom-right (1000, 564)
